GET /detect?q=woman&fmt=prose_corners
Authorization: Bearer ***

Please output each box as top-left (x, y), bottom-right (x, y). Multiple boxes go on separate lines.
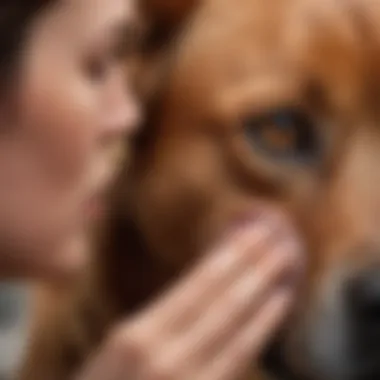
top-left (0, 1), bottom-right (303, 379)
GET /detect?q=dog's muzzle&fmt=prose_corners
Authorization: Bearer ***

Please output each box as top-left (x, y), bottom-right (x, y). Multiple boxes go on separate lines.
top-left (262, 265), bottom-right (380, 380)
top-left (346, 266), bottom-right (380, 379)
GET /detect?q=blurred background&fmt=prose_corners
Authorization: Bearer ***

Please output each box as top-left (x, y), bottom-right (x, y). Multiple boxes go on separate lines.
top-left (0, 284), bottom-right (31, 380)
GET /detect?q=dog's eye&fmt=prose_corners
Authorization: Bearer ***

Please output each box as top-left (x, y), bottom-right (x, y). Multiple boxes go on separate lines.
top-left (244, 108), bottom-right (320, 164)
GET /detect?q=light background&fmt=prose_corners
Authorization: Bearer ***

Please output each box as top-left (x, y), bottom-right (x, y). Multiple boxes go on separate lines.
top-left (0, 284), bottom-right (31, 380)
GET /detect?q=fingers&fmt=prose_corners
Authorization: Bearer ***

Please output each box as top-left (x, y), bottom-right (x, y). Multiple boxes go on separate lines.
top-left (78, 209), bottom-right (304, 380)
top-left (110, 225), bottom-right (270, 364)
top-left (197, 287), bottom-right (294, 380)
top-left (121, 212), bottom-right (303, 378)
top-left (133, 211), bottom-right (295, 334)
top-left (145, 221), bottom-right (272, 325)
top-left (168, 238), bottom-right (299, 365)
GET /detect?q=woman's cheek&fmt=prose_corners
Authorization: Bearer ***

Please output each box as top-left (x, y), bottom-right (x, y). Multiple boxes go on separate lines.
top-left (22, 75), bottom-right (97, 192)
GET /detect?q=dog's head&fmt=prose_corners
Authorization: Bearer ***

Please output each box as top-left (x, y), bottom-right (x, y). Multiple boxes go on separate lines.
top-left (126, 0), bottom-right (380, 379)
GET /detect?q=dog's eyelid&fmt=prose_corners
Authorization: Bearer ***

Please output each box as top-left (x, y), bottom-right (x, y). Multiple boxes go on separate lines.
top-left (240, 103), bottom-right (305, 125)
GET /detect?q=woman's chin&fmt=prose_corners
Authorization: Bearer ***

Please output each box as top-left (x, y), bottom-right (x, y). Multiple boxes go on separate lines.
top-left (22, 230), bottom-right (91, 282)
top-left (51, 231), bottom-right (90, 280)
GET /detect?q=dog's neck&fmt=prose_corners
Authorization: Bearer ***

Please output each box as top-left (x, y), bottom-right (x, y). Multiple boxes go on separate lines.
top-left (92, 213), bottom-right (177, 318)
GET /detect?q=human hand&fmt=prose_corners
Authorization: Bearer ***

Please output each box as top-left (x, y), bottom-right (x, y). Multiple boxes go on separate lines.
top-left (77, 211), bottom-right (304, 380)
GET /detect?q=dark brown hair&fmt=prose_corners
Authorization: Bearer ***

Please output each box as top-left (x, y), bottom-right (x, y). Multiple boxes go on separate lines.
top-left (0, 1), bottom-right (56, 91)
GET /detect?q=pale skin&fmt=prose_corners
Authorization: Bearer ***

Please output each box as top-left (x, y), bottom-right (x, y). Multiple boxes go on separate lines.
top-left (0, 0), bottom-right (303, 379)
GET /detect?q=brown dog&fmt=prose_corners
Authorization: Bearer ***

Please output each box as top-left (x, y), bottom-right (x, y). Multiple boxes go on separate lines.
top-left (18, 0), bottom-right (380, 380)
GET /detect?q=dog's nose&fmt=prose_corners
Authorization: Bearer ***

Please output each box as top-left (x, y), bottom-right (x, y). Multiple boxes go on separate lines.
top-left (345, 268), bottom-right (380, 379)
top-left (348, 267), bottom-right (380, 328)
top-left (347, 267), bottom-right (380, 346)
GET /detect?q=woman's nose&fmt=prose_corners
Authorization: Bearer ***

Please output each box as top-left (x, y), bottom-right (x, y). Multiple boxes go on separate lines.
top-left (102, 70), bottom-right (141, 139)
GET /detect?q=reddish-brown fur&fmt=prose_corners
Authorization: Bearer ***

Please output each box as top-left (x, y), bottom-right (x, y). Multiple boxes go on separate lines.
top-left (18, 1), bottom-right (380, 380)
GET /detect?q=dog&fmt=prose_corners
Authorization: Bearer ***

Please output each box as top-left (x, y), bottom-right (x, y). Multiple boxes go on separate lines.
top-left (18, 0), bottom-right (380, 380)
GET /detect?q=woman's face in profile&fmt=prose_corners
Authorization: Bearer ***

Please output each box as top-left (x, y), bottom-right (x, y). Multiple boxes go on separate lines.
top-left (0, 0), bottom-right (140, 278)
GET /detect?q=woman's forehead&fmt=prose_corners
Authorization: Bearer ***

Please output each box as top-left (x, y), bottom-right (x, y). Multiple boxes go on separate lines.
top-left (48, 0), bottom-right (137, 34)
